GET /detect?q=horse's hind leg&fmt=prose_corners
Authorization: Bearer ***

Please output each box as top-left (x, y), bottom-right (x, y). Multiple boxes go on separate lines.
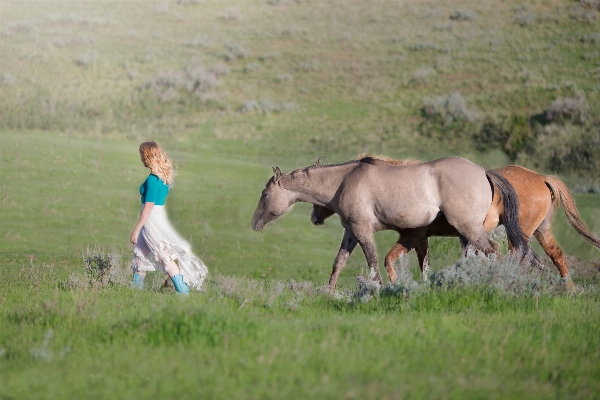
top-left (328, 229), bottom-right (359, 290)
top-left (384, 229), bottom-right (427, 284)
top-left (532, 210), bottom-right (570, 278)
top-left (533, 226), bottom-right (575, 293)
top-left (458, 227), bottom-right (498, 257)
top-left (384, 242), bottom-right (407, 285)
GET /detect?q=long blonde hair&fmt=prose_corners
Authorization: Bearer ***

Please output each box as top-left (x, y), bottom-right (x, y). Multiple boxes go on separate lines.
top-left (139, 141), bottom-right (175, 186)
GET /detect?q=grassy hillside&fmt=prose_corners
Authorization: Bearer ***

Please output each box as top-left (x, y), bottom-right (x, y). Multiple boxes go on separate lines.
top-left (1, 0), bottom-right (600, 165)
top-left (2, 1), bottom-right (600, 398)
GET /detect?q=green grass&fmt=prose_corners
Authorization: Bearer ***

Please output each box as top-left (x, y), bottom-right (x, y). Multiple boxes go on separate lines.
top-left (1, 261), bottom-right (600, 399)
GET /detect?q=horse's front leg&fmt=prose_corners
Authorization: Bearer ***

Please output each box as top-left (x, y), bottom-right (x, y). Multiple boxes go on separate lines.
top-left (415, 240), bottom-right (431, 282)
top-left (355, 233), bottom-right (383, 285)
top-left (328, 229), bottom-right (358, 290)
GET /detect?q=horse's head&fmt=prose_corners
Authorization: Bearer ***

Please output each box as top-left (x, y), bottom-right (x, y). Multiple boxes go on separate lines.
top-left (252, 167), bottom-right (294, 231)
top-left (310, 205), bottom-right (335, 225)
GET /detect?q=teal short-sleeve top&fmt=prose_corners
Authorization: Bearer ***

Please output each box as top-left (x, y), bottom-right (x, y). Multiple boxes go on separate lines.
top-left (140, 174), bottom-right (169, 205)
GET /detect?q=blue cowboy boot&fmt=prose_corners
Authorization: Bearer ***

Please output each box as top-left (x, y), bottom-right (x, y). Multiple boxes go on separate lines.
top-left (171, 274), bottom-right (190, 294)
top-left (132, 272), bottom-right (144, 290)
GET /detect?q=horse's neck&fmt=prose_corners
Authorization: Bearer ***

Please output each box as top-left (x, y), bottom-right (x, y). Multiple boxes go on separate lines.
top-left (281, 163), bottom-right (356, 206)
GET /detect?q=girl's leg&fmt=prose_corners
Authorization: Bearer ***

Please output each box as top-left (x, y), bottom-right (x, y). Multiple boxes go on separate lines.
top-left (132, 268), bottom-right (146, 290)
top-left (165, 260), bottom-right (190, 294)
top-left (164, 260), bottom-right (180, 278)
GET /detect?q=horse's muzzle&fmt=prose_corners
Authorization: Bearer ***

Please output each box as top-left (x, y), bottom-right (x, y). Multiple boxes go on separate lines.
top-left (251, 219), bottom-right (264, 232)
top-left (310, 209), bottom-right (324, 225)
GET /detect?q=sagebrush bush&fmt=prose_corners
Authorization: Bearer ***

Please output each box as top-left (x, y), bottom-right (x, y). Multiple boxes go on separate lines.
top-left (519, 120), bottom-right (600, 175)
top-left (142, 61), bottom-right (222, 103)
top-left (74, 51), bottom-right (97, 67)
top-left (408, 42), bottom-right (449, 52)
top-left (545, 91), bottom-right (587, 123)
top-left (581, 32), bottom-right (600, 43)
top-left (450, 10), bottom-right (477, 21)
top-left (2, 74), bottom-right (16, 86)
top-left (514, 11), bottom-right (537, 26)
top-left (573, 179), bottom-right (600, 193)
top-left (238, 99), bottom-right (296, 114)
top-left (422, 93), bottom-right (478, 125)
top-left (578, 0), bottom-right (600, 9)
top-left (223, 43), bottom-right (251, 61)
top-left (276, 73), bottom-right (293, 82)
top-left (207, 275), bottom-right (324, 309)
top-left (259, 51), bottom-right (280, 60)
top-left (62, 247), bottom-right (130, 290)
top-left (244, 62), bottom-right (260, 73)
top-left (472, 114), bottom-right (532, 159)
top-left (353, 243), bottom-right (568, 304)
top-left (412, 67), bottom-right (436, 84)
top-left (430, 254), bottom-right (561, 296)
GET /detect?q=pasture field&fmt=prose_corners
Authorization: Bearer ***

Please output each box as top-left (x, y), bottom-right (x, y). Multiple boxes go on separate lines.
top-left (1, 253), bottom-right (600, 399)
top-left (2, 0), bottom-right (600, 398)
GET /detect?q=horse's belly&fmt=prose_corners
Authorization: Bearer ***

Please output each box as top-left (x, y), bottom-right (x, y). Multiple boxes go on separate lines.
top-left (380, 205), bottom-right (439, 229)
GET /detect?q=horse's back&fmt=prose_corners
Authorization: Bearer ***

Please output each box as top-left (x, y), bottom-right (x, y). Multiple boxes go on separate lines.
top-left (339, 156), bottom-right (492, 230)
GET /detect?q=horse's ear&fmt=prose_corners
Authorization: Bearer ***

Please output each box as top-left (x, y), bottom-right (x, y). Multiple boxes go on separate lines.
top-left (272, 167), bottom-right (282, 182)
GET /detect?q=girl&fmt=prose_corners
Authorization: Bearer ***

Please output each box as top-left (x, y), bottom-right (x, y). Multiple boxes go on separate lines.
top-left (130, 141), bottom-right (208, 293)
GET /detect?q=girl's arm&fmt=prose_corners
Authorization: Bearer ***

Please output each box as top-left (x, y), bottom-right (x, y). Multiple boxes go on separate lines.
top-left (130, 202), bottom-right (155, 244)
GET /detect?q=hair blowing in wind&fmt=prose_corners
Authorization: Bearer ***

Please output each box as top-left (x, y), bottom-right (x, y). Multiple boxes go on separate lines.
top-left (139, 141), bottom-right (175, 186)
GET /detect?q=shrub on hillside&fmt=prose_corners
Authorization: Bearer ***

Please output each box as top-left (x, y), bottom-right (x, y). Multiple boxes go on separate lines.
top-left (142, 61), bottom-right (224, 103)
top-left (419, 93), bottom-right (479, 144)
top-left (223, 43), bottom-right (251, 61)
top-left (519, 121), bottom-right (600, 175)
top-left (514, 11), bottom-right (537, 26)
top-left (450, 10), bottom-right (477, 21)
top-left (2, 74), bottom-right (16, 86)
top-left (472, 114), bottom-right (533, 160)
top-left (238, 99), bottom-right (296, 114)
top-left (74, 51), bottom-right (97, 67)
top-left (581, 32), bottom-right (600, 42)
top-left (569, 5), bottom-right (597, 23)
top-left (545, 91), bottom-right (587, 123)
top-left (244, 62), bottom-right (260, 73)
top-left (573, 179), bottom-right (600, 193)
top-left (422, 92), bottom-right (478, 125)
top-left (259, 51), bottom-right (280, 60)
top-left (578, 0), bottom-right (600, 11)
top-left (412, 67), bottom-right (437, 84)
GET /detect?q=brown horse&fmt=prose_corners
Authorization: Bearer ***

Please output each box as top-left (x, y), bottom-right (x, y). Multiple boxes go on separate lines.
top-left (311, 162), bottom-right (600, 284)
top-left (252, 156), bottom-right (535, 290)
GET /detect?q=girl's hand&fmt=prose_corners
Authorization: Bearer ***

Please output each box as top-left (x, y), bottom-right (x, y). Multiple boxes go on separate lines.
top-left (130, 229), bottom-right (140, 245)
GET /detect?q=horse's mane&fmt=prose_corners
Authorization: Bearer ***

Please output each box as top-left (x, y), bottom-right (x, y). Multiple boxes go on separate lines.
top-left (354, 153), bottom-right (422, 165)
top-left (283, 154), bottom-right (421, 180)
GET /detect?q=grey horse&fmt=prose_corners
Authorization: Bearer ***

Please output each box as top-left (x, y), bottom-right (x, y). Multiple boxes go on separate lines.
top-left (251, 156), bottom-right (533, 289)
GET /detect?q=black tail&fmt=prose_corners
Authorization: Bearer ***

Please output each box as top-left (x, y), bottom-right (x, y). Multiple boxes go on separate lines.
top-left (485, 170), bottom-right (544, 269)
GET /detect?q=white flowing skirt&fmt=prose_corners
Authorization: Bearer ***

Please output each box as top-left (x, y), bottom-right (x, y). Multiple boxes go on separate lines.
top-left (133, 205), bottom-right (208, 290)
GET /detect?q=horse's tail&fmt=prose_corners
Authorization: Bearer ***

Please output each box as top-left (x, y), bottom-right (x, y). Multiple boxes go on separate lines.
top-left (544, 176), bottom-right (600, 250)
top-left (485, 169), bottom-right (544, 268)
